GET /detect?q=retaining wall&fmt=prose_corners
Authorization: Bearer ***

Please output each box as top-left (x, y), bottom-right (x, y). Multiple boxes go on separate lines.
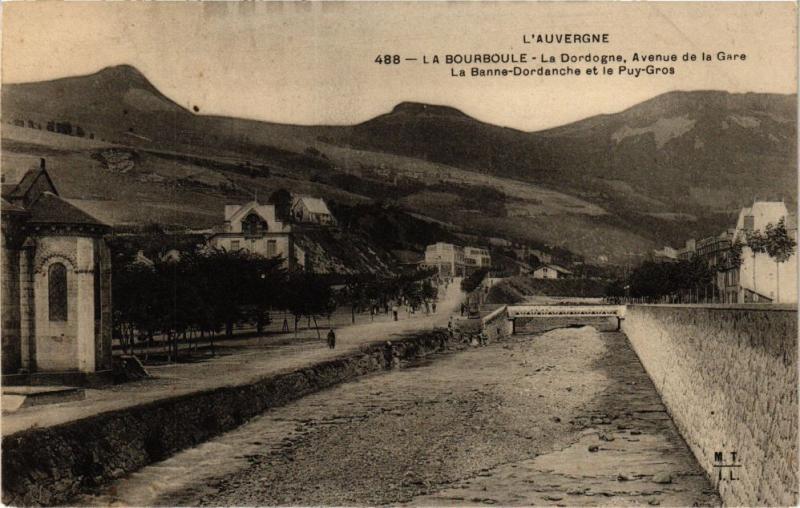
top-left (622, 305), bottom-right (798, 507)
top-left (2, 330), bottom-right (451, 506)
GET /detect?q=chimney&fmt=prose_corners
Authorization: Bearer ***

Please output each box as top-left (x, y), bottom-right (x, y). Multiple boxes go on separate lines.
top-left (40, 158), bottom-right (46, 170)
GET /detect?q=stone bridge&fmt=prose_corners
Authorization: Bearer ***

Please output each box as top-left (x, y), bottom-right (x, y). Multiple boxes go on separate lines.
top-left (481, 304), bottom-right (625, 339)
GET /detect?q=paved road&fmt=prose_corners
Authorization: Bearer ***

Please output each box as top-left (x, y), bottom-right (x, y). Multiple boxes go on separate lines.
top-left (3, 281), bottom-right (463, 436)
top-left (81, 326), bottom-right (720, 507)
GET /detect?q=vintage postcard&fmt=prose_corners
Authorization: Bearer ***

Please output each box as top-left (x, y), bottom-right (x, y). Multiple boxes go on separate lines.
top-left (1, 2), bottom-right (797, 507)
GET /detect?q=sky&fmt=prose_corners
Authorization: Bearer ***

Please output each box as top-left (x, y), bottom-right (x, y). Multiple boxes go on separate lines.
top-left (2, 1), bottom-right (797, 131)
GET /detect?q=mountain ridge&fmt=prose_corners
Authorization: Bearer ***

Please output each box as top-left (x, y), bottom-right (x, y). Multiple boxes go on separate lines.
top-left (2, 64), bottom-right (796, 263)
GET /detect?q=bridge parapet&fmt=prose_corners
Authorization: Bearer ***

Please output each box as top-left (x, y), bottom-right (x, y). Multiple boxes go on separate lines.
top-left (481, 304), bottom-right (626, 338)
top-left (507, 304), bottom-right (625, 319)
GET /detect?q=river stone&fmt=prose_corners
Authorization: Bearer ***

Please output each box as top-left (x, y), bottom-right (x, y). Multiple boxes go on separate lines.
top-left (653, 472), bottom-right (672, 484)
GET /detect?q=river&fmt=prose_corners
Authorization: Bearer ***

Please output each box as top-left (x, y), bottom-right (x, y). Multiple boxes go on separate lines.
top-left (79, 326), bottom-right (719, 507)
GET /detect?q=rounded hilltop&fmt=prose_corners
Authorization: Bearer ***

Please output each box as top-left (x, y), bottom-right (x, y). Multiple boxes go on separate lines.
top-left (390, 102), bottom-right (471, 119)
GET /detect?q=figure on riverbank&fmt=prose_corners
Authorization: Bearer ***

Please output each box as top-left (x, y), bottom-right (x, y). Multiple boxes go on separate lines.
top-left (327, 328), bottom-right (336, 349)
top-left (384, 340), bottom-right (396, 369)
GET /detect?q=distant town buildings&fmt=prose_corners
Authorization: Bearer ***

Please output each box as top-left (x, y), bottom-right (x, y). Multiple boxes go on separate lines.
top-left (532, 263), bottom-right (572, 280)
top-left (423, 242), bottom-right (492, 277)
top-left (652, 245), bottom-right (679, 263)
top-left (729, 201), bottom-right (797, 303)
top-left (512, 244), bottom-right (553, 264)
top-left (652, 200), bottom-right (797, 303)
top-left (1, 159), bottom-right (113, 379)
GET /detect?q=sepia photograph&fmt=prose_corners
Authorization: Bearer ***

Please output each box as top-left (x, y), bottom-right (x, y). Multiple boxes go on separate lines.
top-left (0, 2), bottom-right (797, 506)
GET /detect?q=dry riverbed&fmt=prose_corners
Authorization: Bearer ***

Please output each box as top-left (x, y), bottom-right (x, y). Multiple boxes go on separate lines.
top-left (81, 326), bottom-right (720, 507)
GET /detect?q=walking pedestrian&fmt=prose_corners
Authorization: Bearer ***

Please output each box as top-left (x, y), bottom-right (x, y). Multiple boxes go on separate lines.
top-left (327, 328), bottom-right (336, 349)
top-left (432, 301), bottom-right (437, 313)
top-left (392, 304), bottom-right (399, 321)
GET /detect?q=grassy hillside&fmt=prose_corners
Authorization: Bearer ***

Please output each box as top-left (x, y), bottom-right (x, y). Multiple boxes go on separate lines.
top-left (487, 276), bottom-right (609, 303)
top-left (3, 65), bottom-right (796, 265)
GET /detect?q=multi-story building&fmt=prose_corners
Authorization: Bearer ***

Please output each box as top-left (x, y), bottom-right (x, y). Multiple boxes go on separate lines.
top-left (207, 201), bottom-right (305, 270)
top-left (696, 231), bottom-right (734, 268)
top-left (677, 238), bottom-right (697, 261)
top-left (423, 242), bottom-right (467, 277)
top-left (727, 201), bottom-right (797, 303)
top-left (423, 242), bottom-right (491, 277)
top-left (464, 246), bottom-right (491, 269)
top-left (649, 201), bottom-right (797, 304)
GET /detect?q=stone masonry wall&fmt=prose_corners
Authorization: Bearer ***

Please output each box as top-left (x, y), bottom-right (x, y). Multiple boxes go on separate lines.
top-left (622, 305), bottom-right (798, 507)
top-left (2, 330), bottom-right (454, 506)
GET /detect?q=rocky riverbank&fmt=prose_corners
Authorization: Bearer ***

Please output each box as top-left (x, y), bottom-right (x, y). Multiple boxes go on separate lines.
top-left (84, 327), bottom-right (719, 507)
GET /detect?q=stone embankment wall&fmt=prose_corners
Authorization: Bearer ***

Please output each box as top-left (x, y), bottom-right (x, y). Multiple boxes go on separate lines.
top-left (622, 305), bottom-right (798, 507)
top-left (481, 305), bottom-right (514, 341)
top-left (2, 330), bottom-right (453, 506)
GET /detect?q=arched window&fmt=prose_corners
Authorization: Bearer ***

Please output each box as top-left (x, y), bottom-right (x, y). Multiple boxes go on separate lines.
top-left (48, 262), bottom-right (68, 321)
top-left (242, 213), bottom-right (268, 238)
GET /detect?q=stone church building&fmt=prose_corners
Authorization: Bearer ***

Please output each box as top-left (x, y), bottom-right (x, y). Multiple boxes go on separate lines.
top-left (1, 160), bottom-right (112, 383)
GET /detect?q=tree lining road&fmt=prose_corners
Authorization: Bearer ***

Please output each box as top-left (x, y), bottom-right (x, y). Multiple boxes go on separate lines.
top-left (3, 281), bottom-right (463, 436)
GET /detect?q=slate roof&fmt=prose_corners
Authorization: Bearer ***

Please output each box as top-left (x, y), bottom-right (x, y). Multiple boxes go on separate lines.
top-left (27, 192), bottom-right (108, 228)
top-left (5, 168), bottom-right (58, 200)
top-left (1, 183), bottom-right (19, 199)
top-left (295, 196), bottom-right (332, 215)
top-left (1, 197), bottom-right (27, 215)
top-left (535, 263), bottom-right (572, 275)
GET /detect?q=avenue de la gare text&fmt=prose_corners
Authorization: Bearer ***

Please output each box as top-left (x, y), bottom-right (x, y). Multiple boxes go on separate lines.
top-left (419, 51), bottom-right (746, 65)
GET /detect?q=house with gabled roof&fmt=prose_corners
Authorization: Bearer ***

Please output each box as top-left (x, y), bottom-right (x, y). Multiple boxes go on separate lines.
top-left (1, 159), bottom-right (113, 382)
top-left (206, 200), bottom-right (304, 270)
top-left (532, 263), bottom-right (572, 280)
top-left (291, 195), bottom-right (336, 226)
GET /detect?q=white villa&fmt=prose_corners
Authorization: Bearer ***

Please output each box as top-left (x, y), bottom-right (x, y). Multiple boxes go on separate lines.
top-left (207, 201), bottom-right (305, 270)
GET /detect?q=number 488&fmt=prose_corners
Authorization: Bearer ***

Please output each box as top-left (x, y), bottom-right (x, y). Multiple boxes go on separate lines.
top-left (375, 54), bottom-right (401, 64)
